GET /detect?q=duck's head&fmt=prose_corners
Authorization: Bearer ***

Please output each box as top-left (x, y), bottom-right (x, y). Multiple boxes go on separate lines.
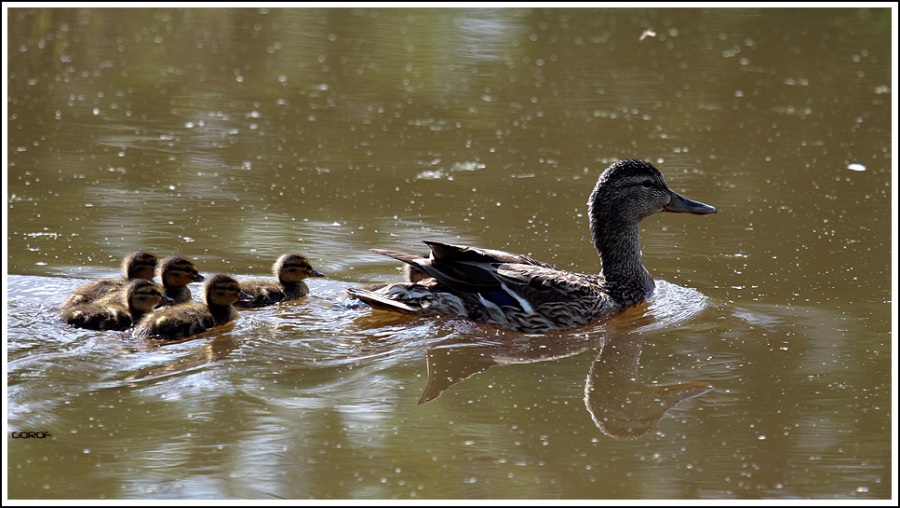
top-left (122, 250), bottom-right (159, 280)
top-left (157, 256), bottom-right (205, 287)
top-left (203, 273), bottom-right (253, 306)
top-left (123, 279), bottom-right (174, 314)
top-left (273, 253), bottom-right (325, 283)
top-left (588, 159), bottom-right (716, 227)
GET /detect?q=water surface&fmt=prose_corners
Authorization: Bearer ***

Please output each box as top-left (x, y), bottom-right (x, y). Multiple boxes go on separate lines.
top-left (5, 7), bottom-right (894, 500)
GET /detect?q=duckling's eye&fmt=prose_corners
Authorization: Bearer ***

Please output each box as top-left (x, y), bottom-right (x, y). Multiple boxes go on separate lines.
top-left (641, 179), bottom-right (654, 188)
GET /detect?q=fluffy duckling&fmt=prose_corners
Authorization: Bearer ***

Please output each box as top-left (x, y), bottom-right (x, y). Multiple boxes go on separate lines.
top-left (403, 260), bottom-right (431, 283)
top-left (62, 250), bottom-right (159, 308)
top-left (234, 253), bottom-right (325, 308)
top-left (356, 255), bottom-right (429, 294)
top-left (60, 279), bottom-right (173, 331)
top-left (132, 274), bottom-right (251, 341)
top-left (156, 256), bottom-right (205, 304)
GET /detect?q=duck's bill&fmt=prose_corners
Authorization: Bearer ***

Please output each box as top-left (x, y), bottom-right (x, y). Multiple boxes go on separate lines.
top-left (310, 269), bottom-right (326, 277)
top-left (238, 290), bottom-right (255, 301)
top-left (156, 294), bottom-right (177, 307)
top-left (665, 191), bottom-right (717, 214)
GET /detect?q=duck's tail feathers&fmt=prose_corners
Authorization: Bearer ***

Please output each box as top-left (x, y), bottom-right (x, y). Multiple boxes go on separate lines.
top-left (346, 287), bottom-right (420, 314)
top-left (371, 248), bottom-right (421, 263)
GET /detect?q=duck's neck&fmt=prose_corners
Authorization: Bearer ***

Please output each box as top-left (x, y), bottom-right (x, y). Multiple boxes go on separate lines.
top-left (592, 221), bottom-right (655, 305)
top-left (129, 308), bottom-right (151, 324)
top-left (208, 303), bottom-right (236, 325)
top-left (280, 280), bottom-right (309, 299)
top-left (164, 284), bottom-right (192, 303)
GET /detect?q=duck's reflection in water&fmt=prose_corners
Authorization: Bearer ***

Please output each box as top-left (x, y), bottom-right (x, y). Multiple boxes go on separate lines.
top-left (583, 332), bottom-right (712, 439)
top-left (418, 333), bottom-right (596, 405)
top-left (418, 315), bottom-right (711, 439)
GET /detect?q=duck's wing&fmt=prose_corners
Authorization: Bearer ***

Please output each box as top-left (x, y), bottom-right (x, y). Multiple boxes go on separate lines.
top-left (371, 240), bottom-right (556, 295)
top-left (424, 240), bottom-right (556, 269)
top-left (371, 241), bottom-right (595, 313)
top-left (490, 264), bottom-right (603, 311)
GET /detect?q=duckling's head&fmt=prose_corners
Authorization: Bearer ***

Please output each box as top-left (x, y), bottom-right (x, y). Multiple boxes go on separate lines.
top-left (588, 159), bottom-right (716, 227)
top-left (157, 256), bottom-right (205, 288)
top-left (403, 263), bottom-right (431, 283)
top-left (203, 274), bottom-right (253, 307)
top-left (273, 253), bottom-right (325, 283)
top-left (123, 279), bottom-right (173, 314)
top-left (122, 251), bottom-right (159, 280)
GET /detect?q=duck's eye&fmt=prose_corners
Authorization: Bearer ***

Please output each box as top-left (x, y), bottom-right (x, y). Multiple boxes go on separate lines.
top-left (641, 179), bottom-right (654, 188)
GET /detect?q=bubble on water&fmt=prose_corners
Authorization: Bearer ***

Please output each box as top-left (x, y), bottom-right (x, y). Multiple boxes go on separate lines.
top-left (847, 163), bottom-right (866, 172)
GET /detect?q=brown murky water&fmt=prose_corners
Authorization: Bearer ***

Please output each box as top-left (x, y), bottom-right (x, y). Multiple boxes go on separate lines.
top-left (6, 7), bottom-right (893, 500)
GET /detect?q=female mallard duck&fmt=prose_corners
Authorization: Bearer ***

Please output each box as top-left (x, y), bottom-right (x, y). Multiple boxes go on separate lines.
top-left (346, 159), bottom-right (717, 333)
top-left (156, 256), bottom-right (205, 304)
top-left (234, 253), bottom-right (324, 308)
top-left (62, 250), bottom-right (159, 308)
top-left (132, 274), bottom-right (251, 341)
top-left (60, 279), bottom-right (174, 331)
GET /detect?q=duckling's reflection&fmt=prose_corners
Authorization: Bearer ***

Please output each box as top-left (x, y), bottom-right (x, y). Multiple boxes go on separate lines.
top-left (419, 319), bottom-right (711, 439)
top-left (119, 330), bottom-right (242, 385)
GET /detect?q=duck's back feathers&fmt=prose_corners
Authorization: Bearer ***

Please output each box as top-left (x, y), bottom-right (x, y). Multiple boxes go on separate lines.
top-left (373, 241), bottom-right (556, 295)
top-left (424, 241), bottom-right (554, 268)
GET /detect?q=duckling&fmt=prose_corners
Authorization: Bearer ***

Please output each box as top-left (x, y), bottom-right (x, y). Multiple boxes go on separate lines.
top-left (347, 159), bottom-right (717, 333)
top-left (156, 256), bottom-right (205, 304)
top-left (132, 274), bottom-right (251, 341)
top-left (60, 279), bottom-right (173, 331)
top-left (234, 253), bottom-right (324, 308)
top-left (62, 250), bottom-right (159, 308)
top-left (403, 261), bottom-right (431, 283)
top-left (356, 255), bottom-right (431, 294)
